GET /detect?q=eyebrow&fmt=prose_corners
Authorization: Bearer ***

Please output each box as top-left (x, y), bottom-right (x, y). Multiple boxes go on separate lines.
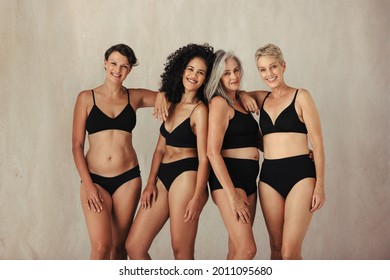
top-left (109, 60), bottom-right (130, 67)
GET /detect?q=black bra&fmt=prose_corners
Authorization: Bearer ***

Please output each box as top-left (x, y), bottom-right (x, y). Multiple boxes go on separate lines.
top-left (86, 89), bottom-right (136, 134)
top-left (222, 109), bottom-right (260, 149)
top-left (260, 89), bottom-right (307, 136)
top-left (160, 104), bottom-right (200, 148)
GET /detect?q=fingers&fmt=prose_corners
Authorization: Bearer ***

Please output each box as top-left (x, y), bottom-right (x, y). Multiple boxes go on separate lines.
top-left (243, 99), bottom-right (259, 114)
top-left (88, 196), bottom-right (103, 213)
top-left (235, 202), bottom-right (251, 224)
top-left (184, 209), bottom-right (191, 223)
top-left (236, 208), bottom-right (251, 224)
top-left (310, 196), bottom-right (324, 212)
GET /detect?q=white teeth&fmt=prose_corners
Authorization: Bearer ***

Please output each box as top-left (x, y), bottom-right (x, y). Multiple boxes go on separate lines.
top-left (267, 77), bottom-right (276, 81)
top-left (187, 78), bottom-right (197, 84)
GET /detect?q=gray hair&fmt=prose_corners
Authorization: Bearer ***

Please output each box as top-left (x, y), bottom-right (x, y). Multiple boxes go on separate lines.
top-left (204, 49), bottom-right (243, 107)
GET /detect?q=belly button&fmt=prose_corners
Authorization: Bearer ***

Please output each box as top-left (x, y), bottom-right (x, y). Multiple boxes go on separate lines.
top-left (108, 156), bottom-right (112, 160)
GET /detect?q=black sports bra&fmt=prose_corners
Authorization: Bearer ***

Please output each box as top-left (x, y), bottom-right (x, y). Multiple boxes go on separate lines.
top-left (260, 89), bottom-right (307, 136)
top-left (86, 89), bottom-right (136, 135)
top-left (222, 109), bottom-right (260, 149)
top-left (160, 104), bottom-right (199, 148)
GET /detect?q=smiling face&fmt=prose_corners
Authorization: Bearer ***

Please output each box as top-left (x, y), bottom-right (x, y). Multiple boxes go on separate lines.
top-left (182, 57), bottom-right (207, 93)
top-left (220, 57), bottom-right (241, 94)
top-left (257, 55), bottom-right (286, 88)
top-left (104, 51), bottom-right (132, 84)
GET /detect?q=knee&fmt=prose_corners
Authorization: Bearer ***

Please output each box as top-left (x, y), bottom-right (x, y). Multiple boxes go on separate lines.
top-left (125, 238), bottom-right (137, 259)
top-left (111, 243), bottom-right (127, 260)
top-left (126, 236), bottom-right (148, 259)
top-left (281, 243), bottom-right (302, 260)
top-left (246, 242), bottom-right (257, 259)
top-left (269, 239), bottom-right (282, 254)
top-left (235, 241), bottom-right (257, 260)
top-left (91, 241), bottom-right (111, 260)
top-left (171, 239), bottom-right (194, 260)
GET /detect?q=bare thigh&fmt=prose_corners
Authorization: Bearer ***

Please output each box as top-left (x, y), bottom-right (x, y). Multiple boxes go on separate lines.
top-left (111, 177), bottom-right (142, 247)
top-left (169, 171), bottom-right (207, 257)
top-left (126, 181), bottom-right (169, 258)
top-left (212, 189), bottom-right (256, 253)
top-left (80, 184), bottom-right (113, 248)
top-left (283, 178), bottom-right (315, 247)
top-left (259, 181), bottom-right (285, 246)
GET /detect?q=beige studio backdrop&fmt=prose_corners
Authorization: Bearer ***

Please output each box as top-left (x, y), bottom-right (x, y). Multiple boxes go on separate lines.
top-left (0, 0), bottom-right (389, 260)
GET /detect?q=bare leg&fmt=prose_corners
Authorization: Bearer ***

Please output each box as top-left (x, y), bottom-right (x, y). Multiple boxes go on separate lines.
top-left (259, 181), bottom-right (284, 260)
top-left (282, 178), bottom-right (315, 260)
top-left (169, 171), bottom-right (207, 260)
top-left (126, 181), bottom-right (169, 260)
top-left (80, 184), bottom-right (113, 260)
top-left (212, 189), bottom-right (257, 260)
top-left (110, 177), bottom-right (141, 259)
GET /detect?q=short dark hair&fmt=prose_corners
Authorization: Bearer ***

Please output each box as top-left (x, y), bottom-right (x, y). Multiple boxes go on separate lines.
top-left (104, 44), bottom-right (139, 66)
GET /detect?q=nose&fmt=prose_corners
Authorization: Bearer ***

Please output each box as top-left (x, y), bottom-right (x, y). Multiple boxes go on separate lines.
top-left (230, 71), bottom-right (238, 81)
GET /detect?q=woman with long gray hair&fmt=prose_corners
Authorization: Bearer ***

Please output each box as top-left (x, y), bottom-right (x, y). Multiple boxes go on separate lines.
top-left (205, 50), bottom-right (261, 259)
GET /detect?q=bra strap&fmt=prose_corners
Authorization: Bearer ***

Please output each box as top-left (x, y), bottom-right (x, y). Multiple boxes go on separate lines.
top-left (261, 92), bottom-right (271, 108)
top-left (292, 89), bottom-right (299, 104)
top-left (189, 103), bottom-right (201, 117)
top-left (126, 88), bottom-right (130, 104)
top-left (91, 90), bottom-right (96, 105)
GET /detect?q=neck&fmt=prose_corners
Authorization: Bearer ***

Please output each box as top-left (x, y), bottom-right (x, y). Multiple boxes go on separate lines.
top-left (180, 91), bottom-right (197, 104)
top-left (102, 81), bottom-right (124, 97)
top-left (227, 90), bottom-right (237, 101)
top-left (270, 83), bottom-right (289, 99)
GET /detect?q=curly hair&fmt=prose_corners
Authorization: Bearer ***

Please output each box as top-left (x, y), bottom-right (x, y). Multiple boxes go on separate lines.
top-left (159, 43), bottom-right (215, 104)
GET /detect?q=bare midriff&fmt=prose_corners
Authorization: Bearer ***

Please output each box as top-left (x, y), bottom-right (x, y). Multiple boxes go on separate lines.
top-left (162, 146), bottom-right (198, 163)
top-left (263, 133), bottom-right (309, 159)
top-left (221, 147), bottom-right (259, 161)
top-left (86, 130), bottom-right (138, 176)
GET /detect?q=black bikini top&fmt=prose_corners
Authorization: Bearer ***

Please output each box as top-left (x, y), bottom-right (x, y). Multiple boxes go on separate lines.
top-left (260, 89), bottom-right (307, 136)
top-left (86, 89), bottom-right (136, 135)
top-left (222, 108), bottom-right (260, 149)
top-left (160, 104), bottom-right (199, 149)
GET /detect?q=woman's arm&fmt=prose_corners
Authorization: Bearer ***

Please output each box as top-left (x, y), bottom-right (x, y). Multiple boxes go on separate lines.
top-left (140, 134), bottom-right (166, 209)
top-left (153, 92), bottom-right (169, 122)
top-left (207, 97), bottom-right (251, 223)
top-left (237, 90), bottom-right (268, 114)
top-left (72, 91), bottom-right (103, 213)
top-left (184, 104), bottom-right (209, 222)
top-left (130, 88), bottom-right (169, 121)
top-left (299, 89), bottom-right (325, 212)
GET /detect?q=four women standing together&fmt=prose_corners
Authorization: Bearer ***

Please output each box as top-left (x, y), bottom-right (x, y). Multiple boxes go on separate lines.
top-left (72, 42), bottom-right (325, 260)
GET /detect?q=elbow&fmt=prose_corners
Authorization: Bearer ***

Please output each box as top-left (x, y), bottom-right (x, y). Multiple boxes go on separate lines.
top-left (207, 148), bottom-right (219, 163)
top-left (72, 141), bottom-right (83, 156)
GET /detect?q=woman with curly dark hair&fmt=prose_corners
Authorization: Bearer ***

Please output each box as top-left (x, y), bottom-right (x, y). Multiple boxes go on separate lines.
top-left (126, 43), bottom-right (214, 259)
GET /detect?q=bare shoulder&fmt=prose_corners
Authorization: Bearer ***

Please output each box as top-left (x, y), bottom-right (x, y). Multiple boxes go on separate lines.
top-left (193, 102), bottom-right (208, 114)
top-left (297, 88), bottom-right (314, 102)
top-left (208, 96), bottom-right (229, 109)
top-left (76, 89), bottom-right (93, 105)
top-left (296, 88), bottom-right (318, 111)
top-left (191, 102), bottom-right (208, 119)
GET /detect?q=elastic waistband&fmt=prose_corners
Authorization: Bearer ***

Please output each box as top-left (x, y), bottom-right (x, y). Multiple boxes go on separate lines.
top-left (263, 154), bottom-right (311, 162)
top-left (222, 157), bottom-right (259, 163)
top-left (161, 157), bottom-right (198, 165)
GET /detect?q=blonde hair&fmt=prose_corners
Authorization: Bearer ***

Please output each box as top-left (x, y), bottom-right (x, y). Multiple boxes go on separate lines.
top-left (204, 49), bottom-right (243, 107)
top-left (255, 43), bottom-right (285, 65)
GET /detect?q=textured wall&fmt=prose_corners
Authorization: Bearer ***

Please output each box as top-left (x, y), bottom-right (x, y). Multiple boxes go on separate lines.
top-left (0, 0), bottom-right (389, 259)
